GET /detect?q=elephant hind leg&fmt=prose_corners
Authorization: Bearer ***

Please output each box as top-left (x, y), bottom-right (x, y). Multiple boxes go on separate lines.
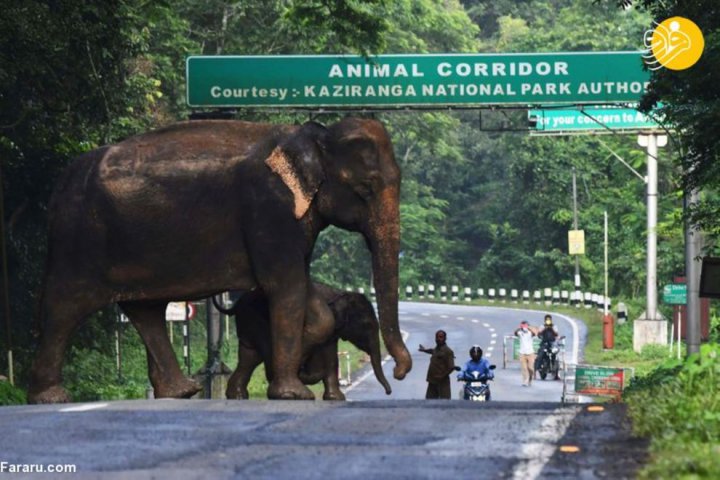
top-left (28, 283), bottom-right (108, 404)
top-left (119, 301), bottom-right (201, 399)
top-left (226, 344), bottom-right (262, 400)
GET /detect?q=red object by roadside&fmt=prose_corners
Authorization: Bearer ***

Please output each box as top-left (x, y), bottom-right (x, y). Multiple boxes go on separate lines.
top-left (603, 314), bottom-right (614, 350)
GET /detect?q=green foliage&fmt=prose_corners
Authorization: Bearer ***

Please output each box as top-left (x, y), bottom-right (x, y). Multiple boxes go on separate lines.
top-left (624, 344), bottom-right (720, 478)
top-left (0, 380), bottom-right (27, 405)
top-left (628, 343), bottom-right (720, 440)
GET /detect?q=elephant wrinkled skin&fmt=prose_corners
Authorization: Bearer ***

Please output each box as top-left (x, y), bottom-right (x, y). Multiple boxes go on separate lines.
top-left (28, 118), bottom-right (411, 403)
top-left (221, 283), bottom-right (392, 400)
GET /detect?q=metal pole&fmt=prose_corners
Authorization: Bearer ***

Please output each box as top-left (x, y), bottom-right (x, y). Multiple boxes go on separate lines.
top-left (685, 188), bottom-right (702, 355)
top-left (604, 211), bottom-right (609, 316)
top-left (677, 310), bottom-right (682, 359)
top-left (0, 163), bottom-right (13, 385)
top-left (115, 324), bottom-right (121, 380)
top-left (184, 304), bottom-right (190, 375)
top-left (646, 134), bottom-right (658, 322)
top-left (572, 168), bottom-right (580, 289)
top-left (204, 297), bottom-right (222, 398)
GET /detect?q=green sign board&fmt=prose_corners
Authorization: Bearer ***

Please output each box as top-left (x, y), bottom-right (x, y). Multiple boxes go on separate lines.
top-left (186, 52), bottom-right (649, 108)
top-left (575, 365), bottom-right (628, 397)
top-left (663, 284), bottom-right (687, 305)
top-left (529, 107), bottom-right (659, 133)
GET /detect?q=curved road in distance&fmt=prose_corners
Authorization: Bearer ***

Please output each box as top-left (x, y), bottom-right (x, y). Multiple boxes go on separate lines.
top-left (346, 301), bottom-right (587, 402)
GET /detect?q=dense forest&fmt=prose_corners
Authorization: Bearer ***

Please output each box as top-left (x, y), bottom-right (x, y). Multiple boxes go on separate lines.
top-left (1, 0), bottom-right (718, 384)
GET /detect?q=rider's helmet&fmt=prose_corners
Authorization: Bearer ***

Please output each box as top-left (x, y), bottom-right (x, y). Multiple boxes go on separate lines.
top-left (469, 345), bottom-right (483, 360)
top-left (544, 315), bottom-right (553, 327)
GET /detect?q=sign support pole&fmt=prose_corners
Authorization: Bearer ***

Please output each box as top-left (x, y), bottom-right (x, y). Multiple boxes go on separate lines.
top-left (685, 187), bottom-right (702, 356)
top-left (677, 309), bottom-right (682, 359)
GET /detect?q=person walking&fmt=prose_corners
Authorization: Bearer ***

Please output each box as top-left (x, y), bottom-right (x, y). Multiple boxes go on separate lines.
top-left (419, 330), bottom-right (456, 399)
top-left (514, 321), bottom-right (538, 386)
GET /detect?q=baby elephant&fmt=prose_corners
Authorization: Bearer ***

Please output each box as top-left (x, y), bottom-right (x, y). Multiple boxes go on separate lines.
top-left (217, 283), bottom-right (392, 400)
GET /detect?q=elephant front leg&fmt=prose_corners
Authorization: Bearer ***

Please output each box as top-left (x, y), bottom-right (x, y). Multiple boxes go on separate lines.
top-left (120, 301), bottom-right (201, 399)
top-left (265, 289), bottom-right (315, 400)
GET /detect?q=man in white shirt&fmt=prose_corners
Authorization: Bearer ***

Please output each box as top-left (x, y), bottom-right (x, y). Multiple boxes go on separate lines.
top-left (514, 320), bottom-right (539, 386)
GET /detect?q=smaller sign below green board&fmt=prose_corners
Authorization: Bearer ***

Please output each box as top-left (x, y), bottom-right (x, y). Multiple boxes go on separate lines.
top-left (575, 365), bottom-right (628, 397)
top-left (663, 283), bottom-right (687, 305)
top-left (529, 106), bottom-right (660, 134)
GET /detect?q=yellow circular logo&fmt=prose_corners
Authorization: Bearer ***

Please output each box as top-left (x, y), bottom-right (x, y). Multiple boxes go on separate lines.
top-left (649, 17), bottom-right (704, 70)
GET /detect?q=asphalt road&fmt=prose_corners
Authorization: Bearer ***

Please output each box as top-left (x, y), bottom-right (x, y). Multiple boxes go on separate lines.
top-left (0, 303), bottom-right (648, 479)
top-left (0, 399), bottom-right (645, 479)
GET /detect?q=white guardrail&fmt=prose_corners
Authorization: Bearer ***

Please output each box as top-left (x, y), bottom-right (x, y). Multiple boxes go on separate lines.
top-left (350, 284), bottom-right (611, 312)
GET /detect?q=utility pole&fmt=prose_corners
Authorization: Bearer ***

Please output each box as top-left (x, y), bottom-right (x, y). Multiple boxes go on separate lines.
top-left (572, 167), bottom-right (580, 290)
top-left (0, 163), bottom-right (13, 384)
top-left (633, 133), bottom-right (667, 352)
top-left (685, 188), bottom-right (702, 355)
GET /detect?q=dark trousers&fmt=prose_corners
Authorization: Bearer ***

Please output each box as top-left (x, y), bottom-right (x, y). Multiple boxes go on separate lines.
top-left (426, 377), bottom-right (451, 399)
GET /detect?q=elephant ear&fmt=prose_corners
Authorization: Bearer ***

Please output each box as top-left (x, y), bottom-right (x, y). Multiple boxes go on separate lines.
top-left (265, 122), bottom-right (328, 219)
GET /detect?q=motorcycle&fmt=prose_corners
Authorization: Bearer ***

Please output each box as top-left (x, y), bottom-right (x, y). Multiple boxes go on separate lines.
top-left (537, 336), bottom-right (565, 380)
top-left (458, 365), bottom-right (496, 402)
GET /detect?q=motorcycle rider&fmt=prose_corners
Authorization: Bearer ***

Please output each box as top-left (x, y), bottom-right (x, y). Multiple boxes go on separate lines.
top-left (535, 314), bottom-right (560, 380)
top-left (457, 345), bottom-right (494, 399)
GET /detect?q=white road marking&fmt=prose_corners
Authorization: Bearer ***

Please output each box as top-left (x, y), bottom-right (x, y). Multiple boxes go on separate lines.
top-left (511, 407), bottom-right (580, 480)
top-left (59, 403), bottom-right (109, 413)
top-left (490, 340), bottom-right (496, 345)
top-left (482, 323), bottom-right (490, 327)
top-left (486, 353), bottom-right (492, 358)
top-left (491, 333), bottom-right (497, 338)
top-left (440, 315), bottom-right (449, 319)
top-left (421, 313), bottom-right (430, 316)
top-left (471, 319), bottom-right (479, 323)
top-left (489, 327), bottom-right (495, 332)
top-left (457, 317), bottom-right (465, 320)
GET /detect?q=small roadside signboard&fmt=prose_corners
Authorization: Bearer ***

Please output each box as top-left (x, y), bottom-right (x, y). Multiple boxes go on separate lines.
top-left (165, 302), bottom-right (196, 322)
top-left (663, 284), bottom-right (687, 305)
top-left (568, 230), bottom-right (585, 255)
top-left (574, 365), bottom-right (630, 397)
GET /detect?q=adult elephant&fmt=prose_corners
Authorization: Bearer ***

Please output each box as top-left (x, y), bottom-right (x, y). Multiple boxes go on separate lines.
top-left (28, 118), bottom-right (411, 403)
top-left (218, 283), bottom-right (392, 400)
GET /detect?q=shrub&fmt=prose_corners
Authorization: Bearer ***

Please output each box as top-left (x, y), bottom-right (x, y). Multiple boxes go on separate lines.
top-left (0, 380), bottom-right (27, 405)
top-left (624, 343), bottom-right (720, 478)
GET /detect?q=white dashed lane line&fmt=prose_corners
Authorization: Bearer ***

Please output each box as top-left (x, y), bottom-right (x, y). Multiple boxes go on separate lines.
top-left (59, 403), bottom-right (108, 413)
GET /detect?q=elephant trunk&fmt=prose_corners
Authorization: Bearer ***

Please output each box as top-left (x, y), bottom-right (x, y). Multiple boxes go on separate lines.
top-left (368, 334), bottom-right (392, 395)
top-left (368, 185), bottom-right (412, 380)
